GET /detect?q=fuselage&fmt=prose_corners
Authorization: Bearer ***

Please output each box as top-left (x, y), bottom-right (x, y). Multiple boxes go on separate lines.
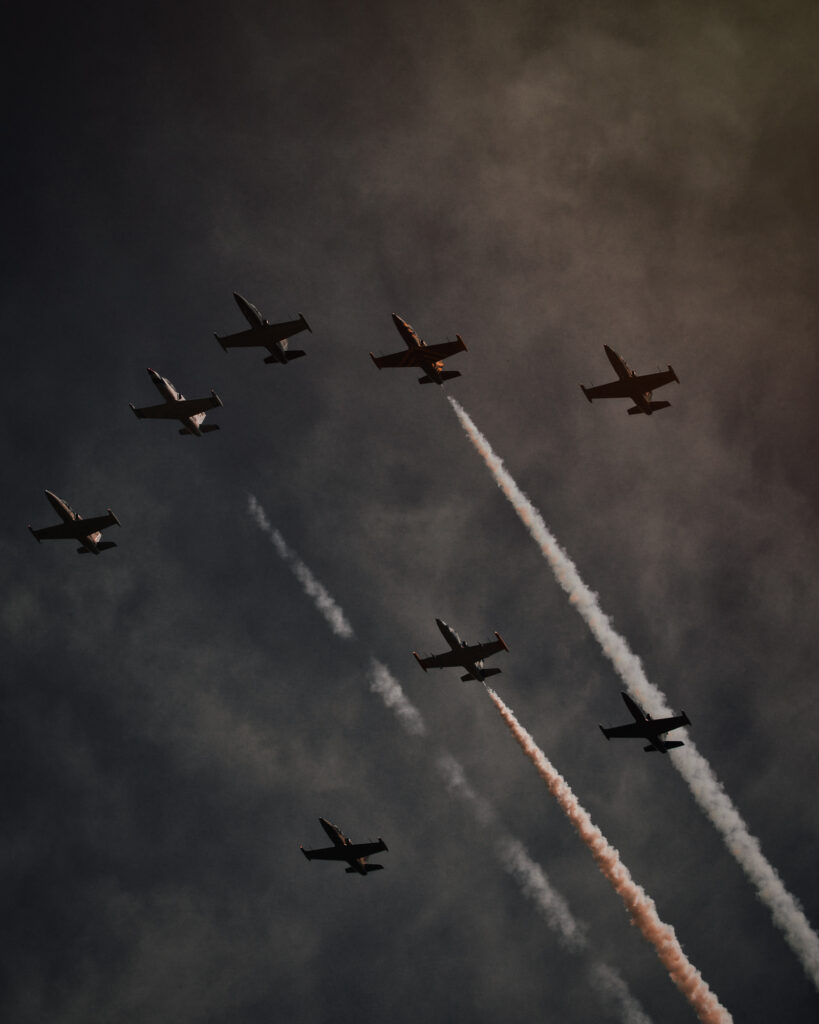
top-left (435, 618), bottom-right (489, 681)
top-left (320, 817), bottom-right (369, 874)
top-left (147, 368), bottom-right (206, 435)
top-left (393, 314), bottom-right (446, 383)
top-left (44, 490), bottom-right (103, 553)
top-left (603, 345), bottom-right (655, 414)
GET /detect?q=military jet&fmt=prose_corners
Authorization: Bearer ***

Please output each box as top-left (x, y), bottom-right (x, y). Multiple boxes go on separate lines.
top-left (215, 292), bottom-right (311, 364)
top-left (413, 618), bottom-right (509, 681)
top-left (581, 345), bottom-right (679, 415)
top-left (300, 818), bottom-right (388, 875)
top-left (130, 368), bottom-right (222, 436)
top-left (370, 314), bottom-right (467, 385)
top-left (599, 692), bottom-right (690, 753)
top-left (29, 491), bottom-right (120, 555)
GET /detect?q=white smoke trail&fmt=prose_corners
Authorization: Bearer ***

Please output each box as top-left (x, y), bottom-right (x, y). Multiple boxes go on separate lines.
top-left (368, 659), bottom-right (427, 737)
top-left (487, 687), bottom-right (733, 1024)
top-left (449, 396), bottom-right (819, 988)
top-left (370, 672), bottom-right (652, 1023)
top-left (249, 501), bottom-right (654, 1022)
top-left (247, 494), bottom-right (355, 639)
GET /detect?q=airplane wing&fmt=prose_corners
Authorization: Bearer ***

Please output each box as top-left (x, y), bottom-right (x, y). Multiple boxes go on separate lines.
top-left (631, 368), bottom-right (677, 392)
top-left (370, 348), bottom-right (422, 369)
top-left (301, 845), bottom-right (349, 861)
top-left (653, 713), bottom-right (690, 733)
top-left (30, 522), bottom-right (77, 541)
top-left (460, 636), bottom-right (508, 661)
top-left (344, 840), bottom-right (388, 858)
top-left (423, 337), bottom-right (468, 361)
top-left (415, 649), bottom-right (468, 670)
top-left (601, 722), bottom-right (648, 739)
top-left (582, 379), bottom-right (633, 400)
top-left (79, 512), bottom-right (119, 534)
top-left (217, 316), bottom-right (310, 349)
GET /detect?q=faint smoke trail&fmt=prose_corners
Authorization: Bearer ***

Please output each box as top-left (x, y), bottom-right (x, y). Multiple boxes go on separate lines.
top-left (247, 494), bottom-right (354, 639)
top-left (368, 659), bottom-right (427, 737)
top-left (371, 668), bottom-right (653, 1024)
top-left (448, 397), bottom-right (819, 988)
top-left (487, 687), bottom-right (732, 1024)
top-left (248, 506), bottom-right (653, 1022)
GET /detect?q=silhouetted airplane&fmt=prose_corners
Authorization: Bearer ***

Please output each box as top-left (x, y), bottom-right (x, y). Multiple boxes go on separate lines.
top-left (29, 491), bottom-right (120, 555)
top-left (581, 345), bottom-right (678, 414)
top-left (300, 818), bottom-right (388, 875)
top-left (130, 368), bottom-right (222, 436)
top-left (600, 692), bottom-right (690, 753)
top-left (370, 314), bottom-right (467, 384)
top-left (215, 292), bottom-right (311, 364)
top-left (413, 618), bottom-right (508, 681)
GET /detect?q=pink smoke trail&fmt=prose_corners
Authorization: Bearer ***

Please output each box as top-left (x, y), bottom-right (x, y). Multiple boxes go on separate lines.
top-left (448, 396), bottom-right (819, 988)
top-left (487, 686), bottom-right (732, 1024)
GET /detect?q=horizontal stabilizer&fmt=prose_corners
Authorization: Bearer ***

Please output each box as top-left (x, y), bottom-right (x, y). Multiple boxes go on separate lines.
top-left (647, 400), bottom-right (670, 412)
top-left (263, 354), bottom-right (283, 364)
top-left (285, 350), bottom-right (306, 361)
top-left (627, 406), bottom-right (645, 415)
top-left (481, 667), bottom-right (501, 678)
top-left (439, 370), bottom-right (461, 382)
top-left (96, 542), bottom-right (117, 551)
top-left (178, 428), bottom-right (191, 435)
top-left (418, 375), bottom-right (436, 384)
top-left (345, 864), bottom-right (384, 874)
top-left (663, 740), bottom-right (684, 750)
top-left (643, 745), bottom-right (659, 752)
top-left (200, 424), bottom-right (220, 433)
top-left (460, 672), bottom-right (476, 681)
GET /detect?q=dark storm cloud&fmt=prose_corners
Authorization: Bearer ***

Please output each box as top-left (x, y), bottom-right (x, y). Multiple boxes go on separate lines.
top-left (3, 2), bottom-right (819, 1023)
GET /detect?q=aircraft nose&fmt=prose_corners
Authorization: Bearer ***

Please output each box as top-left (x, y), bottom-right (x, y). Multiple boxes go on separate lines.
top-left (435, 618), bottom-right (447, 629)
top-left (392, 313), bottom-right (407, 328)
top-left (147, 367), bottom-right (160, 378)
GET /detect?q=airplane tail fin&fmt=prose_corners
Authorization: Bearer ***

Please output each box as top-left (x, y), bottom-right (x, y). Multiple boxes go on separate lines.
top-left (460, 672), bottom-right (477, 681)
top-left (663, 740), bottom-right (684, 751)
top-left (481, 668), bottom-right (502, 679)
top-left (439, 370), bottom-right (461, 383)
top-left (284, 350), bottom-right (306, 361)
top-left (418, 374), bottom-right (436, 384)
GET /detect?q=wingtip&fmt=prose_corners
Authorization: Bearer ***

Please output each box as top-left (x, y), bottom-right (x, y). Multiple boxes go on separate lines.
top-left (412, 652), bottom-right (427, 672)
top-left (599, 725), bottom-right (610, 741)
top-left (495, 631), bottom-right (509, 653)
top-left (299, 313), bottom-right (312, 333)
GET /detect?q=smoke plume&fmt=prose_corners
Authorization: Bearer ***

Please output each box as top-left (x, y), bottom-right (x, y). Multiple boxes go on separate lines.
top-left (449, 397), bottom-right (819, 988)
top-left (487, 686), bottom-right (733, 1023)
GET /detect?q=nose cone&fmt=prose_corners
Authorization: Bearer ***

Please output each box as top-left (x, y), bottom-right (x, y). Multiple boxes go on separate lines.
top-left (435, 618), bottom-right (447, 630)
top-left (392, 313), bottom-right (409, 330)
top-left (147, 367), bottom-right (160, 379)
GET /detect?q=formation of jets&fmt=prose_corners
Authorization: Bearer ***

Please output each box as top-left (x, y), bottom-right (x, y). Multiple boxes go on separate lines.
top-left (413, 618), bottom-right (509, 682)
top-left (600, 692), bottom-right (690, 753)
top-left (28, 292), bottom-right (688, 876)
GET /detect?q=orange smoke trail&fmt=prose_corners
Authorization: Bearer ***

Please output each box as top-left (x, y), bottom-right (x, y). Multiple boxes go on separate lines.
top-left (487, 687), bottom-right (733, 1024)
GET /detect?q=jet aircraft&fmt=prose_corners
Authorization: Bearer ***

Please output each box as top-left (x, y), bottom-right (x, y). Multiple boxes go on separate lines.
top-left (599, 691), bottom-right (690, 753)
top-left (300, 818), bottom-right (388, 875)
top-left (370, 314), bottom-right (467, 384)
top-left (581, 345), bottom-right (679, 414)
top-left (215, 292), bottom-right (311, 364)
top-left (130, 368), bottom-right (222, 436)
top-left (29, 491), bottom-right (120, 555)
top-left (413, 618), bottom-right (509, 681)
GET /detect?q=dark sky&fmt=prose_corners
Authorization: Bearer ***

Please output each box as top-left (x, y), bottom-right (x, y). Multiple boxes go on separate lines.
top-left (2, 2), bottom-right (818, 1021)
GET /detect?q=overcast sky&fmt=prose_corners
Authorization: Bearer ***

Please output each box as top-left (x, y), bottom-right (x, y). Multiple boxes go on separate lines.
top-left (2, 2), bottom-right (818, 1021)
